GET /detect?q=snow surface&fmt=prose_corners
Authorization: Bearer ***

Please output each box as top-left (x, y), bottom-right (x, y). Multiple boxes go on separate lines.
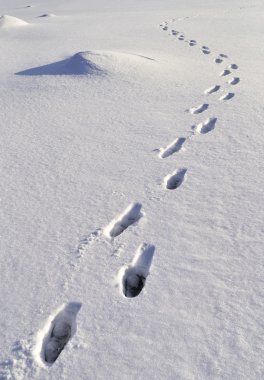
top-left (0, 0), bottom-right (264, 379)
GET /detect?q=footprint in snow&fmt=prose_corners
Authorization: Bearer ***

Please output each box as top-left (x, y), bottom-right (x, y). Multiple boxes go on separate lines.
top-left (119, 243), bottom-right (155, 298)
top-left (38, 14), bottom-right (56, 18)
top-left (188, 103), bottom-right (209, 114)
top-left (204, 85), bottom-right (221, 95)
top-left (188, 39), bottom-right (197, 46)
top-left (219, 69), bottom-right (231, 77)
top-left (178, 34), bottom-right (185, 40)
top-left (194, 117), bottom-right (217, 134)
top-left (201, 46), bottom-right (211, 54)
top-left (219, 92), bottom-right (235, 101)
top-left (228, 63), bottom-right (238, 70)
top-left (215, 58), bottom-right (223, 64)
top-left (103, 202), bottom-right (143, 239)
top-left (171, 30), bottom-right (179, 35)
top-left (228, 77), bottom-right (240, 85)
top-left (219, 53), bottom-right (228, 58)
top-left (37, 302), bottom-right (82, 365)
top-left (164, 168), bottom-right (187, 190)
top-left (158, 137), bottom-right (186, 159)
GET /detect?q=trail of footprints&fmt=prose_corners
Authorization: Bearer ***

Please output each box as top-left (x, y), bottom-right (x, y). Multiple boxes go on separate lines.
top-left (1, 14), bottom-right (242, 374)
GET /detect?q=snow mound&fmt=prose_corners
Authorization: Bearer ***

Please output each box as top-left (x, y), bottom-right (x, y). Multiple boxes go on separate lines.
top-left (16, 50), bottom-right (156, 76)
top-left (0, 15), bottom-right (28, 28)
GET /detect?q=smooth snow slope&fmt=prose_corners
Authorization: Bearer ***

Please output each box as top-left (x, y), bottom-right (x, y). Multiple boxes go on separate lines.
top-left (0, 0), bottom-right (263, 379)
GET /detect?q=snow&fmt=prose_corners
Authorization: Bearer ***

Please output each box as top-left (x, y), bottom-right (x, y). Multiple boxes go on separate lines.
top-left (0, 0), bottom-right (264, 379)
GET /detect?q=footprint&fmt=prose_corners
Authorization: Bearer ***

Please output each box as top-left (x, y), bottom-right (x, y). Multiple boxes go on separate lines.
top-left (219, 92), bottom-right (235, 101)
top-left (228, 63), bottom-right (238, 70)
top-left (162, 26), bottom-right (168, 31)
top-left (188, 39), bottom-right (197, 46)
top-left (104, 202), bottom-right (143, 238)
top-left (119, 243), bottom-right (155, 298)
top-left (37, 302), bottom-right (82, 365)
top-left (228, 77), bottom-right (240, 85)
top-left (158, 137), bottom-right (186, 159)
top-left (188, 103), bottom-right (209, 114)
top-left (171, 30), bottom-right (179, 35)
top-left (215, 58), bottom-right (223, 64)
top-left (178, 35), bottom-right (185, 40)
top-left (195, 117), bottom-right (217, 134)
top-left (204, 85), bottom-right (220, 95)
top-left (219, 53), bottom-right (228, 58)
top-left (164, 168), bottom-right (187, 190)
top-left (219, 69), bottom-right (231, 77)
top-left (202, 46), bottom-right (210, 54)
top-left (38, 13), bottom-right (56, 18)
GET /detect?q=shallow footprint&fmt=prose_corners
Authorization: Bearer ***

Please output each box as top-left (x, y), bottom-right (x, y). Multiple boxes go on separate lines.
top-left (119, 243), bottom-right (155, 298)
top-left (188, 39), bottom-right (197, 46)
top-left (219, 69), bottom-right (231, 77)
top-left (158, 137), bottom-right (186, 159)
top-left (201, 46), bottom-right (210, 54)
top-left (228, 77), bottom-right (240, 85)
top-left (215, 58), bottom-right (223, 64)
top-left (188, 103), bottom-right (209, 114)
top-left (228, 63), bottom-right (238, 70)
top-left (104, 202), bottom-right (143, 238)
top-left (219, 92), bottom-right (235, 101)
top-left (204, 85), bottom-right (220, 95)
top-left (195, 117), bottom-right (217, 134)
top-left (164, 168), bottom-right (187, 190)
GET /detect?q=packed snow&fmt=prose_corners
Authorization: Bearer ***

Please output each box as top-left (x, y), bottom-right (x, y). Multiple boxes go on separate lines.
top-left (0, 0), bottom-right (263, 379)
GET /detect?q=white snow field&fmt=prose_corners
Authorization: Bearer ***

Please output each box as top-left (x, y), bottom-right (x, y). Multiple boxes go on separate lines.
top-left (0, 0), bottom-right (263, 379)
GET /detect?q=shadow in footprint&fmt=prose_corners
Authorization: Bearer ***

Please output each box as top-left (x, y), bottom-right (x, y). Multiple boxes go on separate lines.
top-left (188, 103), bottom-right (209, 114)
top-left (195, 117), bottom-right (217, 134)
top-left (228, 77), bottom-right (240, 85)
top-left (228, 63), bottom-right (238, 70)
top-left (164, 168), bottom-right (187, 190)
top-left (36, 302), bottom-right (82, 366)
top-left (204, 85), bottom-right (220, 95)
top-left (215, 58), bottom-right (223, 64)
top-left (120, 243), bottom-right (155, 298)
top-left (104, 202), bottom-right (143, 238)
top-left (201, 46), bottom-right (210, 54)
top-left (220, 69), bottom-right (231, 77)
top-left (159, 137), bottom-right (186, 159)
top-left (219, 92), bottom-right (235, 101)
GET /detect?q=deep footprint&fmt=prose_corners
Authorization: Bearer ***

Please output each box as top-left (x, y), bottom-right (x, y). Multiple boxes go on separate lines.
top-left (120, 243), bottom-right (155, 298)
top-left (104, 202), bottom-right (143, 238)
top-left (228, 77), bottom-right (240, 85)
top-left (41, 302), bottom-right (82, 365)
top-left (219, 53), bottom-right (228, 58)
top-left (204, 85), bottom-right (220, 94)
top-left (188, 103), bottom-right (209, 114)
top-left (195, 117), bottom-right (217, 134)
top-left (159, 137), bottom-right (186, 158)
top-left (219, 92), bottom-right (235, 101)
top-left (164, 168), bottom-right (187, 190)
